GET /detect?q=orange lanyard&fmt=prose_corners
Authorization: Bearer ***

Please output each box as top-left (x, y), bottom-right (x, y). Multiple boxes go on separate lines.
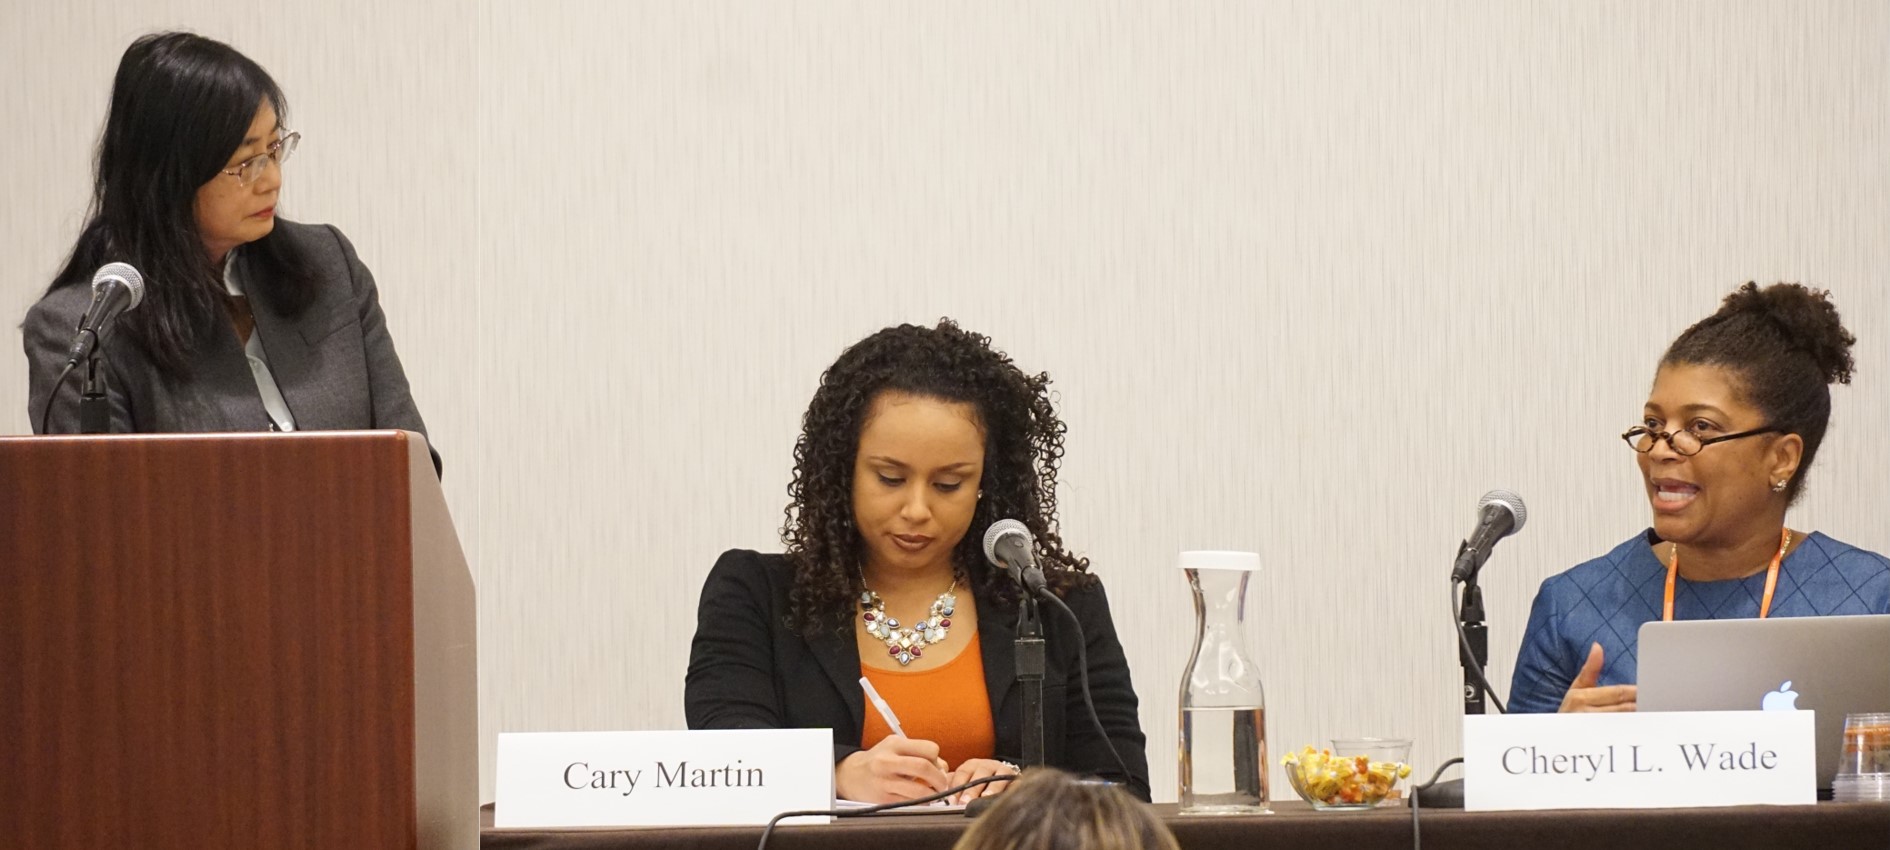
top-left (1663, 528), bottom-right (1790, 621)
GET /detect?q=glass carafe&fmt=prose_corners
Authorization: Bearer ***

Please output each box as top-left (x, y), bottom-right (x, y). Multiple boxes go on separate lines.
top-left (1177, 550), bottom-right (1269, 814)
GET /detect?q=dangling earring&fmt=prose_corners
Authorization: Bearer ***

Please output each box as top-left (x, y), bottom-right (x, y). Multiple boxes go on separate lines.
top-left (1771, 479), bottom-right (1789, 493)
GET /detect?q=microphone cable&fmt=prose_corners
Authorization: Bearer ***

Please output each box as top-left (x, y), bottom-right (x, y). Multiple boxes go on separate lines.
top-left (38, 360), bottom-right (80, 435)
top-left (1409, 756), bottom-right (1464, 850)
top-left (1034, 587), bottom-right (1135, 786)
top-left (39, 303), bottom-right (98, 435)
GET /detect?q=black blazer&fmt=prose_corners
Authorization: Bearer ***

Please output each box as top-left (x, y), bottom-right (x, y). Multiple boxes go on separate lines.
top-left (684, 549), bottom-right (1152, 801)
top-left (23, 220), bottom-right (438, 472)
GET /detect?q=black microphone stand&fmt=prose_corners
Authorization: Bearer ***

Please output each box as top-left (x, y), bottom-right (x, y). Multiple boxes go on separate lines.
top-left (78, 346), bottom-right (111, 434)
top-left (1456, 540), bottom-right (1489, 715)
top-left (1459, 582), bottom-right (1489, 716)
top-left (1459, 540), bottom-right (1489, 714)
top-left (1417, 540), bottom-right (1491, 809)
top-left (1015, 590), bottom-right (1046, 768)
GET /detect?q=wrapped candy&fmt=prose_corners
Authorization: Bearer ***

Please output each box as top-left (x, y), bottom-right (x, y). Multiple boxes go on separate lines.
top-left (1282, 746), bottom-right (1413, 808)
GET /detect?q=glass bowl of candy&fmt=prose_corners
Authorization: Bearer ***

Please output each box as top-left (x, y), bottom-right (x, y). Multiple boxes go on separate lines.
top-left (1282, 738), bottom-right (1413, 810)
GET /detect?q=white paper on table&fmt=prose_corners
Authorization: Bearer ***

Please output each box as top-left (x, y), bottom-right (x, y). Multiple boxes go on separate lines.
top-left (835, 798), bottom-right (967, 814)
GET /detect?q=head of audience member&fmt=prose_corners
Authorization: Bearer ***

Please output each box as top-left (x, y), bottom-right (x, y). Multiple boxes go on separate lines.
top-left (951, 769), bottom-right (1178, 850)
top-left (780, 319), bottom-right (1093, 633)
top-left (1634, 282), bottom-right (1856, 549)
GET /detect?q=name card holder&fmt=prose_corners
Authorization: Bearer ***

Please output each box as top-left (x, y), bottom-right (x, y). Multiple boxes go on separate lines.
top-left (496, 729), bottom-right (835, 828)
top-left (1463, 711), bottom-right (1815, 811)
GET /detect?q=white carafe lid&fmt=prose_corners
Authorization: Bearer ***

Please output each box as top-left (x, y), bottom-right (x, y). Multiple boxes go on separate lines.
top-left (1177, 550), bottom-right (1261, 571)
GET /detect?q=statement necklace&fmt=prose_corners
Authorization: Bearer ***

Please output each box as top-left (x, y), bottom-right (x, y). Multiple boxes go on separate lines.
top-left (860, 579), bottom-right (958, 666)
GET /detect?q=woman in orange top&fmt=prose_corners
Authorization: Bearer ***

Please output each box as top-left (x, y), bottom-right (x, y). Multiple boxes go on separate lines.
top-left (685, 320), bottom-right (1150, 804)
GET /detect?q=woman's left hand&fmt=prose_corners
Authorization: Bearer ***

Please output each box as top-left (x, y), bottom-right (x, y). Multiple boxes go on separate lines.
top-left (946, 758), bottom-right (1021, 805)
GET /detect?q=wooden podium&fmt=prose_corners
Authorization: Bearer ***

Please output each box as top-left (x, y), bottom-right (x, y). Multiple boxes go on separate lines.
top-left (0, 431), bottom-right (477, 849)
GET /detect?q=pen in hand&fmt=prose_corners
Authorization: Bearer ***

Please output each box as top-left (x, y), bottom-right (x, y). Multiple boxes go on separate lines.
top-left (859, 676), bottom-right (907, 738)
top-left (860, 676), bottom-right (955, 797)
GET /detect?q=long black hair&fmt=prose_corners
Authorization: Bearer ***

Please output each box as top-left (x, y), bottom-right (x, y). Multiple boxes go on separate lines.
top-left (48, 31), bottom-right (313, 376)
top-left (781, 319), bottom-right (1095, 635)
top-left (1660, 282), bottom-right (1857, 505)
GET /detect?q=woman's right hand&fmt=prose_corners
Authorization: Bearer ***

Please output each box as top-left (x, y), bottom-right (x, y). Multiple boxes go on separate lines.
top-left (1558, 642), bottom-right (1637, 713)
top-left (835, 735), bottom-right (952, 803)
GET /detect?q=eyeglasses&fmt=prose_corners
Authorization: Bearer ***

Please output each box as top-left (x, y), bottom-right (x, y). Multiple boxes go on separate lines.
top-left (1620, 424), bottom-right (1784, 457)
top-left (221, 131), bottom-right (300, 187)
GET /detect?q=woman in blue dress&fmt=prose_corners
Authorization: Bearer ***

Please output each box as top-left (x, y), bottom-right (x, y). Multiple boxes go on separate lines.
top-left (1510, 282), bottom-right (1890, 713)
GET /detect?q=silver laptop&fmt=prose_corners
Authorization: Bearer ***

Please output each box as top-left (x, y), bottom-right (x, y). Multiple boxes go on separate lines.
top-left (1638, 614), bottom-right (1890, 790)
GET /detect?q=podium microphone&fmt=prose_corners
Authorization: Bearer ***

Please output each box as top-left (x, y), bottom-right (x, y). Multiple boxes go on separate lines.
top-left (65, 262), bottom-right (146, 366)
top-left (38, 263), bottom-right (147, 435)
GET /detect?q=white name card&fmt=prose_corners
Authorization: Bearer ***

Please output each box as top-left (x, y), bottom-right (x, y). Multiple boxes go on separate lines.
top-left (1463, 711), bottom-right (1815, 811)
top-left (495, 729), bottom-right (835, 828)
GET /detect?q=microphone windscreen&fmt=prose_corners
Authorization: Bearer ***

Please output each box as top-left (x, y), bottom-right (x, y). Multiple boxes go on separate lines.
top-left (1477, 489), bottom-right (1527, 535)
top-left (981, 518), bottom-right (1030, 567)
top-left (93, 262), bottom-right (146, 310)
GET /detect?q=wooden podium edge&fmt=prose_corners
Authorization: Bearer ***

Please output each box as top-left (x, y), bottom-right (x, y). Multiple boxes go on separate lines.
top-left (403, 431), bottom-right (480, 850)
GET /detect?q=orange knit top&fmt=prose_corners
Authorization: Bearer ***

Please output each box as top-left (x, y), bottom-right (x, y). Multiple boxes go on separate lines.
top-left (860, 632), bottom-right (996, 768)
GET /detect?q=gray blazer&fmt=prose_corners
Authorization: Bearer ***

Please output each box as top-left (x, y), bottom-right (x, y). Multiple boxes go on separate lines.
top-left (23, 220), bottom-right (438, 471)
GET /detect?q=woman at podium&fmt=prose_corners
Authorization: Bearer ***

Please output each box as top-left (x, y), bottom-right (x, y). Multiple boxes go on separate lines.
top-left (22, 33), bottom-right (434, 467)
top-left (685, 320), bottom-right (1151, 803)
top-left (1511, 282), bottom-right (1890, 713)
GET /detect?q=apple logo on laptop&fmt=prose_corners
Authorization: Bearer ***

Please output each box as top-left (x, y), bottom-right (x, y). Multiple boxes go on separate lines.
top-left (1760, 681), bottom-right (1799, 711)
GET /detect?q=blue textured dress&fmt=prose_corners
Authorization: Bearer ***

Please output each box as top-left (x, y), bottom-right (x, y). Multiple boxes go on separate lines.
top-left (1508, 530), bottom-right (1890, 714)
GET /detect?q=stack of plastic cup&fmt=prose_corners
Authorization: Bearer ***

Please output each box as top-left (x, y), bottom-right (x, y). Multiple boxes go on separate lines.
top-left (1832, 712), bottom-right (1890, 802)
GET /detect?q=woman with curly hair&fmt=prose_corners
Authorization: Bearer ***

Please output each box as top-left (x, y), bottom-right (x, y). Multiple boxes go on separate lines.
top-left (685, 320), bottom-right (1150, 804)
top-left (1510, 282), bottom-right (1890, 714)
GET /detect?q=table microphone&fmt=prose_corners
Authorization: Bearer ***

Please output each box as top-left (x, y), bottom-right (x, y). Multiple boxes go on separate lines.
top-left (980, 519), bottom-right (1133, 783)
top-left (1450, 489), bottom-right (1528, 583)
top-left (982, 519), bottom-right (1046, 595)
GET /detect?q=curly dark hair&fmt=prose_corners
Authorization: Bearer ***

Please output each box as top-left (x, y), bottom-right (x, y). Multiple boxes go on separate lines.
top-left (782, 319), bottom-right (1094, 635)
top-left (1660, 281), bottom-right (1857, 505)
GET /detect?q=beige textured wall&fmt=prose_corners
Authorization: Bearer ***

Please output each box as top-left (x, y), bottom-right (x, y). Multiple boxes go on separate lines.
top-left (4, 2), bottom-right (1886, 805)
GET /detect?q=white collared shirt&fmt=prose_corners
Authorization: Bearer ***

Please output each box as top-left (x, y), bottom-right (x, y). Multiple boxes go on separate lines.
top-left (223, 253), bottom-right (297, 432)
